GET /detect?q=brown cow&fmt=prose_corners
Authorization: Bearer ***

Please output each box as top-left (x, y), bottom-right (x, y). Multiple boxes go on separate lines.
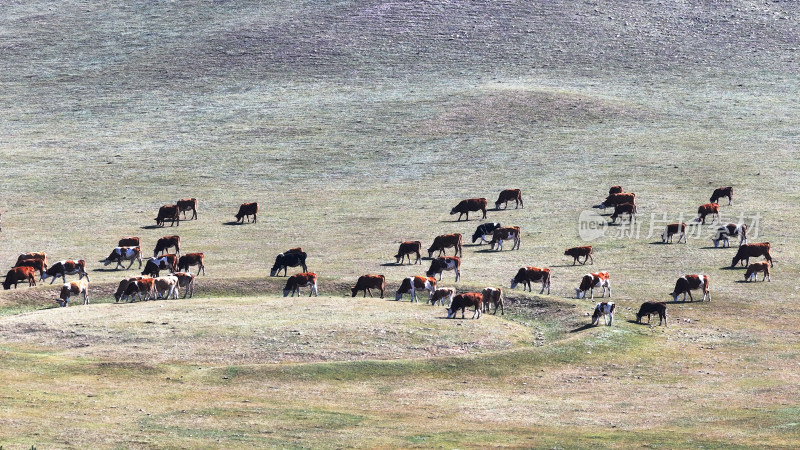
top-left (430, 287), bottom-right (455, 306)
top-left (154, 235), bottom-right (181, 258)
top-left (395, 241), bottom-right (422, 265)
top-left (351, 274), bottom-right (386, 298)
top-left (662, 223), bottom-right (687, 244)
top-left (154, 275), bottom-right (179, 300)
top-left (669, 274), bottom-right (710, 302)
top-left (119, 277), bottom-right (156, 302)
top-left (564, 246), bottom-right (593, 265)
top-left (41, 260), bottom-right (89, 284)
top-left (177, 253), bottom-right (205, 275)
top-left (426, 256), bottom-right (461, 282)
top-left (601, 192), bottom-right (635, 209)
top-left (16, 252), bottom-right (47, 270)
top-left (428, 234), bottom-right (463, 258)
top-left (118, 236), bottom-right (140, 247)
top-left (710, 186), bottom-right (733, 206)
top-left (481, 287), bottom-right (504, 315)
top-left (446, 292), bottom-right (483, 319)
top-left (395, 276), bottom-right (436, 302)
top-left (575, 272), bottom-right (610, 299)
top-left (177, 198), bottom-right (198, 220)
top-left (235, 202), bottom-right (259, 223)
top-left (450, 198), bottom-right (487, 221)
top-left (696, 203), bottom-right (719, 224)
top-left (155, 205), bottom-right (180, 227)
top-left (283, 272), bottom-right (318, 297)
top-left (509, 267), bottom-right (551, 294)
top-left (608, 185), bottom-right (623, 195)
top-left (610, 203), bottom-right (636, 223)
top-left (174, 272), bottom-right (196, 298)
top-left (732, 242), bottom-right (773, 268)
top-left (495, 189), bottom-right (523, 209)
top-left (635, 301), bottom-right (667, 326)
top-left (3, 266), bottom-right (36, 290)
top-left (744, 261), bottom-right (770, 282)
top-left (14, 258), bottom-right (47, 277)
top-left (57, 278), bottom-right (89, 307)
top-left (489, 226), bottom-right (521, 251)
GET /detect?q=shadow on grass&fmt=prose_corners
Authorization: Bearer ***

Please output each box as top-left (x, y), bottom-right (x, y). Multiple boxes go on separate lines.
top-left (92, 267), bottom-right (137, 272)
top-left (720, 266), bottom-right (743, 270)
top-left (549, 263), bottom-right (589, 268)
top-left (474, 249), bottom-right (499, 254)
top-left (140, 224), bottom-right (163, 230)
top-left (222, 221), bottom-right (249, 226)
top-left (570, 323), bottom-right (596, 333)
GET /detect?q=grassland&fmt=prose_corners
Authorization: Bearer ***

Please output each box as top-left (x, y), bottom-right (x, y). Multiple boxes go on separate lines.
top-left (1, 0), bottom-right (799, 448)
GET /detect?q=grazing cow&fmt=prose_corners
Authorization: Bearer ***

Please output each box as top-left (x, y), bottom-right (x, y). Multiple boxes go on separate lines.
top-left (427, 233), bottom-right (463, 258)
top-left (661, 223), bottom-right (687, 244)
top-left (710, 186), bottom-right (733, 206)
top-left (118, 236), bottom-right (140, 247)
top-left (610, 203), bottom-right (636, 223)
top-left (177, 198), bottom-right (198, 220)
top-left (509, 267), bottom-right (551, 295)
top-left (564, 246), bottom-right (594, 265)
top-left (591, 302), bottom-right (616, 326)
top-left (426, 256), bottom-right (461, 281)
top-left (3, 266), bottom-right (37, 290)
top-left (481, 287), bottom-right (504, 315)
top-left (154, 275), bottom-right (179, 299)
top-left (351, 274), bottom-right (386, 298)
top-left (489, 226), bottom-right (521, 251)
top-left (744, 261), bottom-right (771, 282)
top-left (450, 198), bottom-right (487, 221)
top-left (119, 277), bottom-right (156, 302)
top-left (113, 277), bottom-right (143, 302)
top-left (41, 260), bottom-right (89, 284)
top-left (430, 287), bottom-right (455, 306)
top-left (732, 242), bottom-right (773, 268)
top-left (472, 222), bottom-right (501, 245)
top-left (695, 203), bottom-right (719, 224)
top-left (600, 192), bottom-right (636, 209)
top-left (575, 272), bottom-right (611, 299)
top-left (395, 241), bottom-right (422, 265)
top-left (174, 272), bottom-right (196, 298)
top-left (495, 189), bottom-right (523, 209)
top-left (270, 251), bottom-right (308, 276)
top-left (285, 247), bottom-right (303, 254)
top-left (102, 246), bottom-right (143, 270)
top-left (712, 223), bottom-right (748, 248)
top-left (669, 274), bottom-right (710, 302)
top-left (57, 278), bottom-right (89, 307)
top-left (14, 258), bottom-right (47, 277)
top-left (446, 292), bottom-right (483, 319)
top-left (142, 254), bottom-right (178, 277)
top-left (635, 302), bottom-right (667, 326)
top-left (283, 272), bottom-right (318, 297)
top-left (154, 204), bottom-right (180, 227)
top-left (15, 252), bottom-right (47, 270)
top-left (177, 253), bottom-right (205, 275)
top-left (235, 202), bottom-right (259, 223)
top-left (608, 185), bottom-right (623, 195)
top-left (395, 276), bottom-right (436, 302)
top-left (154, 235), bottom-right (181, 258)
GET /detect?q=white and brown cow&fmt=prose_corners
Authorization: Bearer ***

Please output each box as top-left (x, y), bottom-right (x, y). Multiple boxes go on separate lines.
top-left (710, 186), bottom-right (733, 206)
top-left (3, 266), bottom-right (37, 290)
top-left (118, 236), bottom-right (140, 247)
top-left (450, 198), bottom-right (487, 221)
top-left (102, 247), bottom-right (143, 270)
top-left (426, 256), bottom-right (461, 282)
top-left (155, 204), bottom-right (180, 227)
top-left (481, 287), bottom-right (504, 315)
top-left (744, 261), bottom-right (770, 282)
top-left (635, 301), bottom-right (667, 326)
top-left (564, 246), bottom-right (594, 265)
top-left (428, 233), bottom-right (463, 258)
top-left (177, 198), bottom-right (198, 220)
top-left (118, 277), bottom-right (156, 302)
top-left (712, 223), bottom-right (748, 248)
top-left (41, 260), bottom-right (89, 284)
top-left (57, 278), bottom-right (89, 307)
top-left (395, 241), bottom-right (422, 265)
top-left (178, 253), bottom-right (205, 275)
top-left (600, 192), bottom-right (635, 209)
top-left (283, 272), bottom-right (318, 297)
top-left (154, 235), bottom-right (181, 258)
top-left (575, 272), bottom-right (611, 299)
top-left (351, 274), bottom-right (386, 298)
top-left (471, 222), bottom-right (501, 245)
top-left (591, 302), bottom-right (615, 326)
top-left (695, 203), bottom-right (719, 224)
top-left (495, 189), bottom-right (523, 209)
top-left (669, 274), bottom-right (710, 302)
top-left (16, 252), bottom-right (48, 271)
top-left (732, 242), bottom-right (773, 268)
top-left (510, 267), bottom-right (551, 295)
top-left (430, 287), bottom-right (455, 306)
top-left (661, 223), bottom-right (687, 244)
top-left (489, 226), bottom-right (520, 251)
top-left (174, 272), bottom-right (196, 298)
top-left (395, 276), bottom-right (436, 302)
top-left (235, 202), bottom-right (259, 223)
top-left (446, 292), bottom-right (483, 319)
top-left (154, 275), bottom-right (179, 299)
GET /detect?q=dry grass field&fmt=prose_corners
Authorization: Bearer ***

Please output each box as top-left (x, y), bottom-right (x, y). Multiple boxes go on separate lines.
top-left (1, 0), bottom-right (799, 448)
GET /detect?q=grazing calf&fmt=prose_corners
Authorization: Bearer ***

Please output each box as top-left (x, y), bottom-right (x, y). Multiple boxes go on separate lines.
top-left (3, 266), bottom-right (37, 290)
top-left (16, 252), bottom-right (48, 270)
top-left (575, 272), bottom-right (611, 299)
top-left (695, 203), bottom-right (719, 224)
top-left (430, 287), bottom-right (455, 306)
top-left (428, 233), bottom-right (463, 258)
top-left (102, 247), bottom-right (143, 270)
top-left (610, 203), bottom-right (636, 223)
top-left (481, 287), bottom-right (504, 315)
top-left (591, 302), bottom-right (615, 326)
top-left (510, 267), bottom-right (551, 295)
top-left (154, 275), bottom-right (179, 299)
top-left (744, 261), bottom-right (770, 282)
top-left (426, 256), bottom-right (461, 282)
top-left (495, 189), bottom-right (523, 209)
top-left (446, 292), bottom-right (483, 319)
top-left (564, 246), bottom-right (594, 265)
top-left (608, 185), bottom-right (623, 195)
top-left (472, 222), bottom-right (501, 245)
top-left (154, 204), bottom-right (180, 227)
top-left (118, 236), bottom-right (140, 247)
top-left (154, 235), bottom-right (181, 258)
top-left (235, 202), bottom-right (259, 223)
top-left (270, 251), bottom-right (308, 276)
top-left (41, 260), bottom-right (89, 284)
top-left (283, 272), bottom-right (318, 297)
top-left (489, 226), bottom-right (521, 251)
top-left (57, 278), bottom-right (89, 307)
top-left (450, 198), bottom-right (487, 221)
top-left (174, 272), bottom-right (196, 298)
top-left (14, 258), bottom-right (47, 277)
top-left (661, 223), bottom-right (687, 244)
top-left (395, 276), bottom-right (436, 302)
top-left (351, 274), bottom-right (386, 298)
top-left (635, 301), bottom-right (667, 326)
top-left (142, 255), bottom-right (178, 277)
top-left (712, 223), bottom-right (748, 248)
top-left (669, 274), bottom-right (710, 302)
top-left (395, 241), bottom-right (422, 265)
top-left (177, 253), bottom-right (205, 275)
top-left (710, 186), bottom-right (733, 206)
top-left (732, 242), bottom-right (773, 268)
top-left (119, 277), bottom-right (156, 302)
top-left (114, 277), bottom-right (143, 302)
top-left (177, 198), bottom-right (198, 220)
top-left (601, 192), bottom-right (635, 209)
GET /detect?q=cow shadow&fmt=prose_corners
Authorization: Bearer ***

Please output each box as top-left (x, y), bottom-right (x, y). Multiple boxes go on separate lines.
top-left (550, 263), bottom-right (589, 268)
top-left (720, 266), bottom-right (743, 270)
top-left (222, 221), bottom-right (246, 226)
top-left (380, 262), bottom-right (408, 267)
top-left (93, 267), bottom-right (133, 273)
top-left (140, 225), bottom-right (162, 230)
top-left (569, 323), bottom-right (597, 333)
top-left (474, 249), bottom-right (499, 254)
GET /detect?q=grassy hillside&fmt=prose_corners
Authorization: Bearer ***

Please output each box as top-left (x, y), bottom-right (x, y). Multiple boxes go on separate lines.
top-left (1, 0), bottom-right (799, 447)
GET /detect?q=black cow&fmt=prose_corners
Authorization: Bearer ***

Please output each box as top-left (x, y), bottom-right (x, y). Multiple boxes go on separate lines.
top-left (269, 251), bottom-right (308, 276)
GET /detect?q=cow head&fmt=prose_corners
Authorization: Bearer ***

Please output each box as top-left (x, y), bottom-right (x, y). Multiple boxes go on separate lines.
top-left (446, 307), bottom-right (456, 319)
top-left (575, 287), bottom-right (584, 299)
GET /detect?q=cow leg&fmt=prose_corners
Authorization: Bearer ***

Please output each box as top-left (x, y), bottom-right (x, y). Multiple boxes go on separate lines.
top-left (687, 291), bottom-right (694, 302)
top-left (455, 269), bottom-right (460, 282)
top-left (83, 290), bottom-right (89, 305)
top-left (588, 254), bottom-right (594, 264)
top-left (49, 276), bottom-right (57, 285)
